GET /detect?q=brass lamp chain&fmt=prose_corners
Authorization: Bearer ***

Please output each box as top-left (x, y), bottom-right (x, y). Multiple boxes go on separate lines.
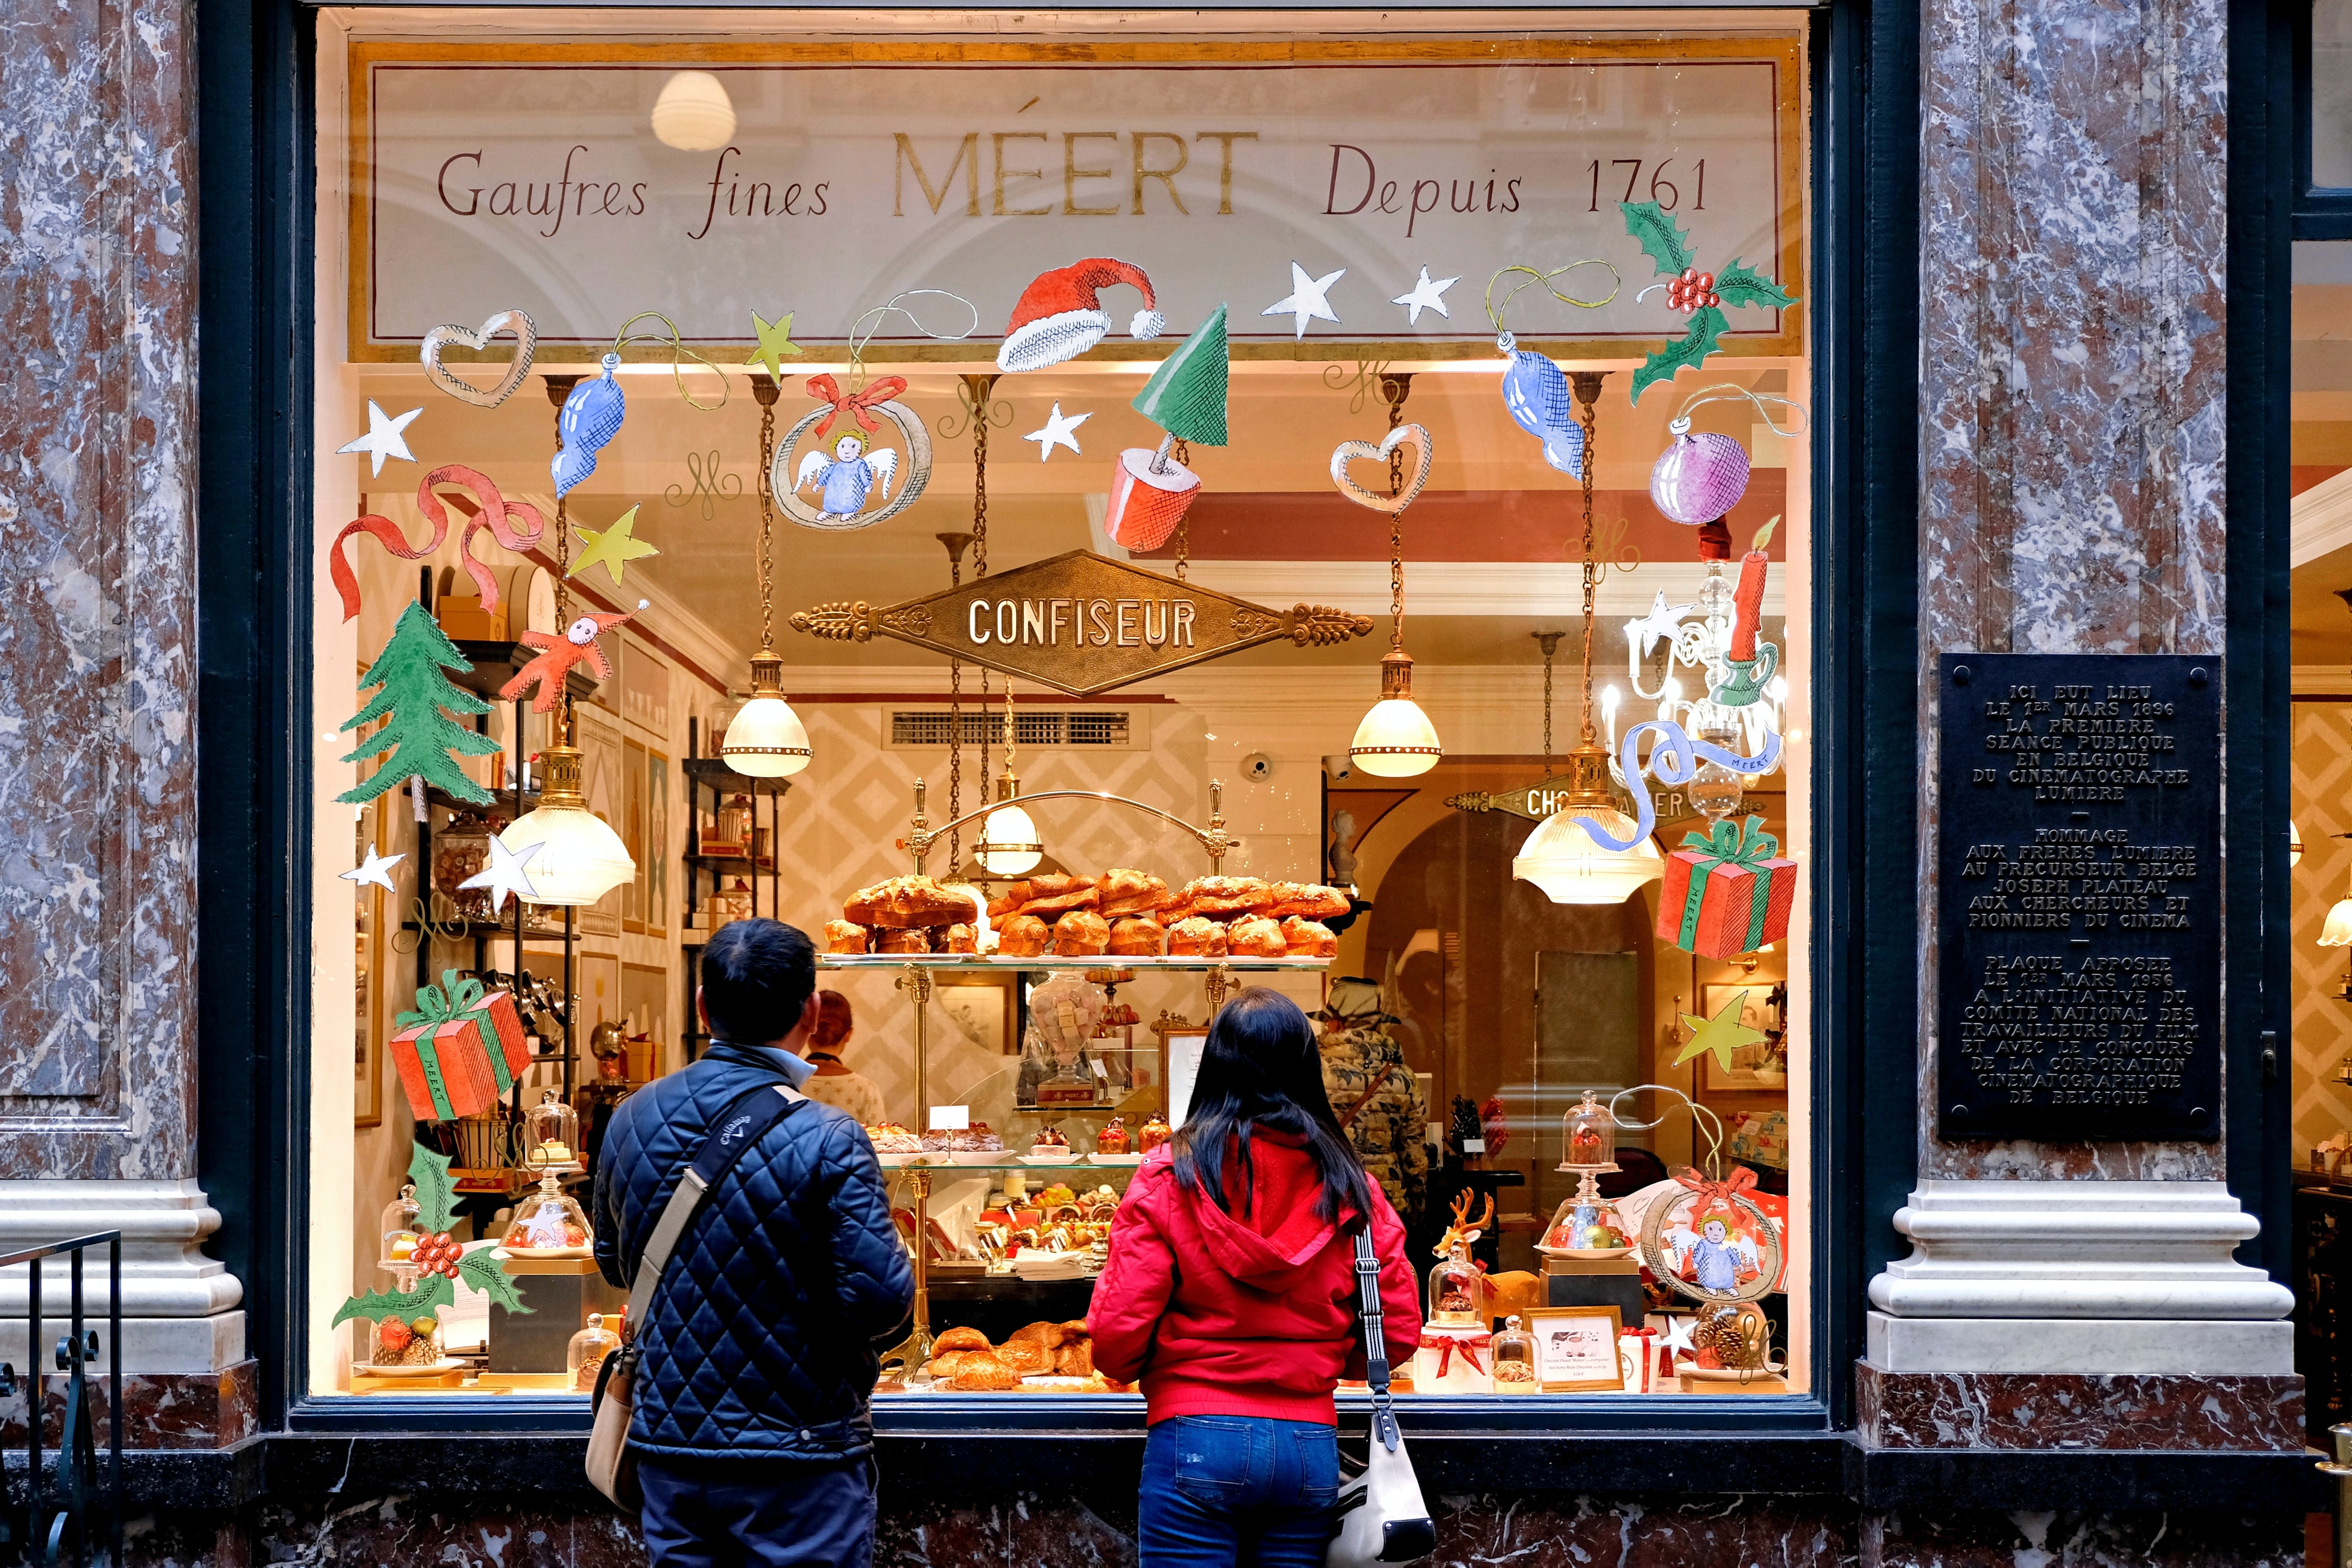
top-left (1173, 440), bottom-right (1192, 580)
top-left (966, 374), bottom-right (994, 804)
top-left (1578, 387), bottom-right (1600, 745)
top-left (551, 398), bottom-right (571, 628)
top-left (1381, 374), bottom-right (1412, 652)
top-left (1544, 643), bottom-right (1555, 764)
top-left (757, 393), bottom-right (776, 653)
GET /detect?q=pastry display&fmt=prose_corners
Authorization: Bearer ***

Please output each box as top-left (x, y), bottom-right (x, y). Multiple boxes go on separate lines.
top-left (1281, 917), bottom-right (1337, 958)
top-left (997, 915), bottom-right (1051, 957)
top-left (1052, 909), bottom-right (1111, 956)
top-left (845, 875), bottom-right (975, 929)
top-left (1228, 916), bottom-right (1285, 958)
top-left (1108, 918), bottom-right (1165, 956)
top-left (1097, 1117), bottom-right (1131, 1154)
top-left (1168, 916), bottom-right (1228, 957)
top-left (1179, 875), bottom-right (1275, 918)
top-left (1097, 868), bottom-right (1170, 918)
top-left (1017, 873), bottom-right (1102, 918)
top-left (866, 1123), bottom-right (924, 1153)
top-left (943, 923), bottom-right (977, 954)
top-left (823, 918), bottom-right (869, 955)
top-left (949, 1351), bottom-right (1021, 1391)
top-left (877, 925), bottom-right (934, 955)
top-left (986, 884), bottom-right (1030, 919)
top-left (934, 1326), bottom-right (991, 1353)
top-left (1029, 1126), bottom-right (1072, 1159)
top-left (1138, 1113), bottom-right (1172, 1153)
top-left (995, 1337), bottom-right (1054, 1374)
top-left (1265, 881), bottom-right (1351, 920)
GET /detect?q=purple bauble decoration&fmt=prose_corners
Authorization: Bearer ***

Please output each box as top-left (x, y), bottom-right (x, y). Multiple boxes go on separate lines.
top-left (1649, 422), bottom-right (1750, 524)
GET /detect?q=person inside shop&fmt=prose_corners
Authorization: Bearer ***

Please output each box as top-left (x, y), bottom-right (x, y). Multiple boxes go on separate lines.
top-left (798, 989), bottom-right (887, 1128)
top-left (592, 918), bottom-right (914, 1568)
top-left (1090, 987), bottom-right (1421, 1566)
top-left (1314, 977), bottom-right (1430, 1238)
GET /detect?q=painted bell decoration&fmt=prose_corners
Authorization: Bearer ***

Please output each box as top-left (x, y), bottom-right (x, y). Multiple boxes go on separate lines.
top-left (1499, 340), bottom-right (1585, 478)
top-left (1650, 416), bottom-right (1749, 525)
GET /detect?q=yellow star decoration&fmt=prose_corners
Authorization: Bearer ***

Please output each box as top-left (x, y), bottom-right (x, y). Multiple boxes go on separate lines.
top-left (747, 310), bottom-right (803, 382)
top-left (569, 504), bottom-right (659, 587)
top-left (1674, 990), bottom-right (1766, 1074)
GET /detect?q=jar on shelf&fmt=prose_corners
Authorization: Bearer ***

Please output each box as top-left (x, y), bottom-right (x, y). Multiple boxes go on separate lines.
top-left (378, 1181), bottom-right (423, 1270)
top-left (1427, 1236), bottom-right (1484, 1327)
top-left (365, 1309), bottom-right (444, 1370)
top-left (521, 1089), bottom-right (583, 1176)
top-left (569, 1312), bottom-right (622, 1392)
top-left (714, 794), bottom-right (754, 855)
top-left (508, 1176), bottom-right (592, 1254)
top-left (1558, 1089), bottom-right (1620, 1172)
top-left (1491, 1316), bottom-right (1539, 1393)
top-left (1540, 1195), bottom-right (1633, 1256)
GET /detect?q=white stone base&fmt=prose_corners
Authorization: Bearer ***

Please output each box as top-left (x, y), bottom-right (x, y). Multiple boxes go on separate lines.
top-left (1866, 1310), bottom-right (2296, 1375)
top-left (0, 1310), bottom-right (246, 1375)
top-left (1867, 1179), bottom-right (2295, 1321)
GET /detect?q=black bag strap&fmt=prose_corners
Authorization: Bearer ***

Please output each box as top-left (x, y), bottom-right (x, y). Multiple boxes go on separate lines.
top-left (626, 1083), bottom-right (805, 1332)
top-left (1351, 1227), bottom-right (1402, 1452)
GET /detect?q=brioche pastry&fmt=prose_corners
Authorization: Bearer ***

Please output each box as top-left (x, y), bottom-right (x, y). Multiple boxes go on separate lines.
top-left (845, 875), bottom-right (973, 929)
top-left (1108, 918), bottom-right (1165, 957)
top-left (1168, 916), bottom-right (1228, 958)
top-left (822, 919), bottom-right (869, 955)
top-left (1281, 917), bottom-right (1338, 958)
top-left (1228, 917), bottom-right (1286, 958)
top-left (1051, 909), bottom-right (1111, 956)
top-left (997, 915), bottom-right (1051, 957)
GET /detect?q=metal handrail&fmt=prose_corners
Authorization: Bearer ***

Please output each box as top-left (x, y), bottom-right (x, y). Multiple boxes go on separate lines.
top-left (0, 1232), bottom-right (120, 1568)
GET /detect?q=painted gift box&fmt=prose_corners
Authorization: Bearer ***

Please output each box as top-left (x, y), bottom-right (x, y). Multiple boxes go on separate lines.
top-left (1618, 1326), bottom-right (1667, 1393)
top-left (1655, 814), bottom-right (1797, 958)
top-left (391, 969), bottom-right (531, 1122)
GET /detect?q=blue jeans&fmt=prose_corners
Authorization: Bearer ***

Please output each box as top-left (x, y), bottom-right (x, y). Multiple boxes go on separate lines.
top-left (637, 1453), bottom-right (877, 1568)
top-left (1139, 1415), bottom-right (1341, 1568)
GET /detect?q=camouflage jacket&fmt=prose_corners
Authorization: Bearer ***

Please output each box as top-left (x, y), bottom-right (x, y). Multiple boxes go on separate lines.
top-left (1320, 1025), bottom-right (1430, 1224)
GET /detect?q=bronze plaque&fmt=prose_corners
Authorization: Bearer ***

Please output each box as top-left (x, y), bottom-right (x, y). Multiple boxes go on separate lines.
top-left (789, 549), bottom-right (1372, 697)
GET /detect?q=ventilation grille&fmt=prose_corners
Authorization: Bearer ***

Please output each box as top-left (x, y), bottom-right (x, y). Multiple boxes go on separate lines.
top-left (888, 710), bottom-right (1133, 750)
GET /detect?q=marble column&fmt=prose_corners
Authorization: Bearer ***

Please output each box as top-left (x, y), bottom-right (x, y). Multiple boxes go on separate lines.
top-left (0, 0), bottom-right (248, 1436)
top-left (1865, 0), bottom-right (2295, 1414)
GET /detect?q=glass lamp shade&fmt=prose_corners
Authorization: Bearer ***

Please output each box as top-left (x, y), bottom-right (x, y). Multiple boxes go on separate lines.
top-left (975, 803), bottom-right (1043, 876)
top-left (1351, 650), bottom-right (1442, 777)
top-left (722, 695), bottom-right (812, 778)
top-left (1514, 807), bottom-right (1663, 904)
top-left (2323, 897), bottom-right (2352, 947)
top-left (650, 70), bottom-right (737, 151)
top-left (501, 802), bottom-right (634, 907)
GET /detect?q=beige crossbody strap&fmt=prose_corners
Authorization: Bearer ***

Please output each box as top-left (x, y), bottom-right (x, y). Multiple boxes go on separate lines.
top-left (627, 1083), bottom-right (804, 1333)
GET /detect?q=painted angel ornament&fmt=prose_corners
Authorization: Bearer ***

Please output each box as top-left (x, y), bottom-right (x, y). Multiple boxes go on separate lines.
top-left (498, 602), bottom-right (646, 714)
top-left (771, 373), bottom-right (933, 531)
top-left (795, 432), bottom-right (900, 522)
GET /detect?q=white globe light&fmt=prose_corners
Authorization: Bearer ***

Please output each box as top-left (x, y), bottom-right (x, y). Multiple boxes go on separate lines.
top-left (975, 803), bottom-right (1043, 876)
top-left (723, 695), bottom-right (811, 778)
top-left (651, 71), bottom-right (737, 152)
top-left (501, 803), bottom-right (635, 909)
top-left (1513, 807), bottom-right (1663, 905)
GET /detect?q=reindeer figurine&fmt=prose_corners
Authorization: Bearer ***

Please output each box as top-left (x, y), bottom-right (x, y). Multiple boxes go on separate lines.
top-left (1428, 1192), bottom-right (1495, 1322)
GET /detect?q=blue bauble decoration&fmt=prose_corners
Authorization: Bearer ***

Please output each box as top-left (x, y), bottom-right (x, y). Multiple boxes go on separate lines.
top-left (551, 352), bottom-right (626, 499)
top-left (1500, 346), bottom-right (1584, 478)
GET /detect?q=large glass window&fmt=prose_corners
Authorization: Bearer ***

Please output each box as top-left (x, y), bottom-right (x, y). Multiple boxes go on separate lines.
top-left (310, 9), bottom-right (1813, 1407)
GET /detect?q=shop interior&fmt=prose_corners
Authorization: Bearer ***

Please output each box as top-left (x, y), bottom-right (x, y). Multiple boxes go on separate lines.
top-left (312, 15), bottom-right (1812, 1405)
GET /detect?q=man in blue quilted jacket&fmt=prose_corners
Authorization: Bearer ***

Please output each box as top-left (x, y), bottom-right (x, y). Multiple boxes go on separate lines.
top-left (594, 918), bottom-right (914, 1567)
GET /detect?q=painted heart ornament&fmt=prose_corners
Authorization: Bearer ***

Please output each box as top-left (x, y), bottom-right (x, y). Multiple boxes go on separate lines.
top-left (420, 309), bottom-right (539, 408)
top-left (552, 352), bottom-right (626, 499)
top-left (1649, 417), bottom-right (1750, 524)
top-left (1329, 422), bottom-right (1434, 515)
top-left (1500, 344), bottom-right (1585, 478)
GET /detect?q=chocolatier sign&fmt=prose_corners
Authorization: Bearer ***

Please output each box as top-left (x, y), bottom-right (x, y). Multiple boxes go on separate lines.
top-left (1936, 653), bottom-right (2222, 1143)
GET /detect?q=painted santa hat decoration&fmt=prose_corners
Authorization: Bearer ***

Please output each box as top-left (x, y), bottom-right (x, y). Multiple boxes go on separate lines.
top-left (997, 258), bottom-right (1166, 373)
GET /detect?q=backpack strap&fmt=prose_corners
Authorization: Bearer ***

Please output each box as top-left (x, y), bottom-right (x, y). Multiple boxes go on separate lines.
top-left (627, 1083), bottom-right (805, 1332)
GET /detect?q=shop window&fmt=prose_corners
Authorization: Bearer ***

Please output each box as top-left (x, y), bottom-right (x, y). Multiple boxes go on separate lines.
top-left (310, 9), bottom-right (1814, 1415)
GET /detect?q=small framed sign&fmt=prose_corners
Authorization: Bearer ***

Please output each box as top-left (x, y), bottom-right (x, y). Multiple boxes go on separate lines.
top-left (1527, 1305), bottom-right (1626, 1392)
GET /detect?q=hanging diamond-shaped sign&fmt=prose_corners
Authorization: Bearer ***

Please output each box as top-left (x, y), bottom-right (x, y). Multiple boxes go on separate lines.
top-left (789, 549), bottom-right (1372, 698)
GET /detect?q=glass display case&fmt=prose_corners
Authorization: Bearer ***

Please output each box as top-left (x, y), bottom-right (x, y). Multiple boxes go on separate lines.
top-left (521, 1089), bottom-right (583, 1175)
top-left (378, 1181), bottom-right (423, 1269)
top-left (1491, 1316), bottom-right (1539, 1394)
top-left (568, 1312), bottom-right (622, 1392)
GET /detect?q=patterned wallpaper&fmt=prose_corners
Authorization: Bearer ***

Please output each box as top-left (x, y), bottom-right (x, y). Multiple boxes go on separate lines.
top-left (2294, 701), bottom-right (2352, 1162)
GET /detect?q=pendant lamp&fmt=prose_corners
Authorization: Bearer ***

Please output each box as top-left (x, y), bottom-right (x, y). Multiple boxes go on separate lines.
top-left (500, 732), bottom-right (636, 906)
top-left (1514, 369), bottom-right (1663, 903)
top-left (973, 684), bottom-right (1044, 875)
top-left (723, 376), bottom-right (813, 777)
top-left (1350, 375), bottom-right (1441, 777)
top-left (650, 71), bottom-right (737, 152)
top-left (2323, 863), bottom-right (2352, 948)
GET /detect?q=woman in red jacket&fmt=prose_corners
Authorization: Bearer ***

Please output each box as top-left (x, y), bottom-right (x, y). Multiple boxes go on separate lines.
top-left (1090, 987), bottom-right (1421, 1566)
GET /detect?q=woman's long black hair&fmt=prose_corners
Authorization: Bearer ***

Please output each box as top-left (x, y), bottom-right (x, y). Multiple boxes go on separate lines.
top-left (1170, 987), bottom-right (1375, 1225)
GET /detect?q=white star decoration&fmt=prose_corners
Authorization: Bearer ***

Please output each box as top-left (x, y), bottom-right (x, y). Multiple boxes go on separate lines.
top-left (1262, 262), bottom-right (1346, 339)
top-left (1624, 590), bottom-right (1698, 655)
top-left (1391, 265), bottom-right (1459, 326)
top-left (1023, 402), bottom-right (1092, 462)
top-left (458, 836), bottom-right (543, 913)
top-left (340, 844), bottom-right (406, 893)
top-left (1657, 1314), bottom-right (1699, 1358)
top-left (336, 400), bottom-right (423, 478)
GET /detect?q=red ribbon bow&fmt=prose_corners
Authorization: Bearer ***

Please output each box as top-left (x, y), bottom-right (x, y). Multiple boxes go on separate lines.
top-left (806, 374), bottom-right (909, 440)
top-left (1419, 1330), bottom-right (1489, 1379)
top-left (327, 465), bottom-right (546, 623)
top-left (1672, 1164), bottom-right (1760, 1215)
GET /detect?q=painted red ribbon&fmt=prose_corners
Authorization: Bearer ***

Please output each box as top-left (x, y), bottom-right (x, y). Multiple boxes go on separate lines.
top-left (1672, 1163), bottom-right (1760, 1212)
top-left (806, 373), bottom-right (909, 440)
top-left (328, 465), bottom-right (546, 623)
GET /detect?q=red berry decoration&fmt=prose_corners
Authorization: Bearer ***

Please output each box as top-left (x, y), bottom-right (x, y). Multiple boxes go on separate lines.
top-left (407, 1231), bottom-right (462, 1279)
top-left (1696, 272), bottom-right (1715, 292)
top-left (1681, 266), bottom-right (1697, 282)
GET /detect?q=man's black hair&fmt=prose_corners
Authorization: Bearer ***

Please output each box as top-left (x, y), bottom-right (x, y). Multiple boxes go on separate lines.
top-left (699, 919), bottom-right (817, 1045)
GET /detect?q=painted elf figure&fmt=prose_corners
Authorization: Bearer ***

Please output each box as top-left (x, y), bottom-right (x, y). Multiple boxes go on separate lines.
top-left (499, 602), bottom-right (645, 714)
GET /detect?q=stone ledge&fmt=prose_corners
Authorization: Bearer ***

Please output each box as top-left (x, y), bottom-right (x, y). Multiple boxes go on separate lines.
top-left (0, 1361), bottom-right (259, 1450)
top-left (1855, 1362), bottom-right (2304, 1451)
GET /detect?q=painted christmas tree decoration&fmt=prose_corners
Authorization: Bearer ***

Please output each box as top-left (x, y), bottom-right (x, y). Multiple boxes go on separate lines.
top-left (1618, 200), bottom-right (1799, 404)
top-left (499, 602), bottom-right (647, 714)
top-left (772, 374), bottom-right (933, 530)
top-left (1107, 304), bottom-right (1229, 551)
top-left (336, 401), bottom-right (422, 477)
top-left (332, 1142), bottom-right (530, 1336)
top-left (552, 353), bottom-right (627, 498)
top-left (997, 259), bottom-right (1165, 372)
top-left (569, 504), bottom-right (659, 587)
top-left (338, 600), bottom-right (503, 807)
top-left (1262, 261), bottom-right (1346, 339)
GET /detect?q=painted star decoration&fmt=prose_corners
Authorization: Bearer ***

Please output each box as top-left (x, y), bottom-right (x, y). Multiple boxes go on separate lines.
top-left (1391, 265), bottom-right (1459, 325)
top-left (569, 504), bottom-right (659, 587)
top-left (747, 310), bottom-right (803, 383)
top-left (340, 844), bottom-right (406, 893)
top-left (1674, 989), bottom-right (1767, 1073)
top-left (1657, 1313), bottom-right (1699, 1358)
top-left (1624, 590), bottom-right (1698, 656)
top-left (1262, 261), bottom-right (1346, 339)
top-left (458, 835), bottom-right (543, 913)
top-left (336, 400), bottom-right (422, 478)
top-left (1023, 402), bottom-right (1092, 462)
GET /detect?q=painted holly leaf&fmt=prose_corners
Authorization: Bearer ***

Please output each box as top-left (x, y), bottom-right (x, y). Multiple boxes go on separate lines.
top-left (329, 1272), bottom-right (455, 1330)
top-left (1620, 200), bottom-right (1695, 278)
top-left (1713, 258), bottom-right (1797, 312)
top-left (458, 1248), bottom-right (533, 1315)
top-left (1631, 306), bottom-right (1728, 405)
top-left (409, 1141), bottom-right (458, 1234)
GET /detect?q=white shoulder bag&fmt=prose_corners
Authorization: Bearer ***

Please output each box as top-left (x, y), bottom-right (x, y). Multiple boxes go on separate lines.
top-left (1326, 1228), bottom-right (1435, 1566)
